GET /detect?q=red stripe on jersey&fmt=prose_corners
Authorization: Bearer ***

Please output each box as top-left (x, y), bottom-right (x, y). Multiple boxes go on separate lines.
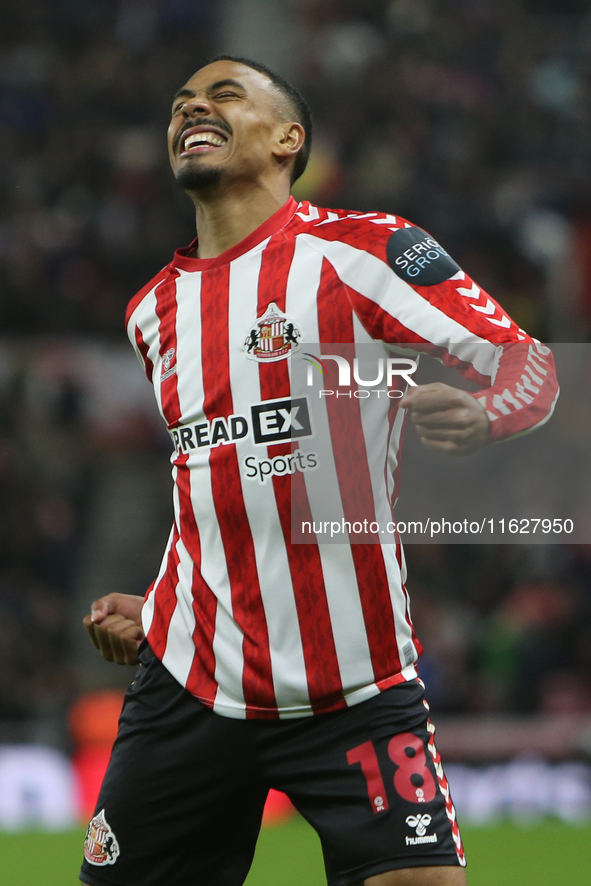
top-left (285, 474), bottom-right (346, 711)
top-left (134, 325), bottom-right (154, 382)
top-left (257, 241), bottom-right (345, 713)
top-left (125, 266), bottom-right (170, 327)
top-left (174, 459), bottom-right (219, 703)
top-left (200, 264), bottom-right (277, 717)
top-left (317, 258), bottom-right (403, 682)
top-left (147, 526), bottom-right (181, 660)
top-left (154, 269), bottom-right (182, 427)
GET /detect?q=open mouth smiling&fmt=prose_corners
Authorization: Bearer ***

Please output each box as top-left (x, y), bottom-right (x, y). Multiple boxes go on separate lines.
top-left (179, 126), bottom-right (229, 157)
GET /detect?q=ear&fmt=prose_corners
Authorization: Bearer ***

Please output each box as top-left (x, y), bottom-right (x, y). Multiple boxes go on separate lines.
top-left (272, 121), bottom-right (306, 160)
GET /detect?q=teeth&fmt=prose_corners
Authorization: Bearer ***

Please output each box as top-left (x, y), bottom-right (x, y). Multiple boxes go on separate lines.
top-left (183, 132), bottom-right (225, 150)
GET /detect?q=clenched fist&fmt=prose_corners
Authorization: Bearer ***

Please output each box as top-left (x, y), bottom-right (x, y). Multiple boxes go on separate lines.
top-left (400, 382), bottom-right (490, 456)
top-left (83, 593), bottom-right (145, 665)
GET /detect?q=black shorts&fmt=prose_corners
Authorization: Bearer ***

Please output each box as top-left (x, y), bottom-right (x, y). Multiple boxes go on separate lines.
top-left (80, 642), bottom-right (465, 886)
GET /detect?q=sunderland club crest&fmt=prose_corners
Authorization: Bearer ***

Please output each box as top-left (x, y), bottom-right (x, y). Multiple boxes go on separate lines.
top-left (84, 809), bottom-right (120, 866)
top-left (244, 303), bottom-right (301, 362)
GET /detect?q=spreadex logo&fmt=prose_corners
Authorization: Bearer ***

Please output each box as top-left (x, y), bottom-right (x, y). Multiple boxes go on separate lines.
top-left (304, 353), bottom-right (418, 399)
top-left (170, 397), bottom-right (312, 452)
top-left (169, 397), bottom-right (318, 485)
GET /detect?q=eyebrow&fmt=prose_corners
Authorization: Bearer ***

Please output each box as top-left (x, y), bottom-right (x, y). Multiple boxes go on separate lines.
top-left (172, 79), bottom-right (247, 103)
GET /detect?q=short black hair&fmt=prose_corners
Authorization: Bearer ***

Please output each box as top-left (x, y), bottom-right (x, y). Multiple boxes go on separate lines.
top-left (209, 55), bottom-right (312, 185)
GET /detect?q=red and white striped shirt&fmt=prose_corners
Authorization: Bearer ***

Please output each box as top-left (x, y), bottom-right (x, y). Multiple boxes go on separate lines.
top-left (126, 197), bottom-right (558, 719)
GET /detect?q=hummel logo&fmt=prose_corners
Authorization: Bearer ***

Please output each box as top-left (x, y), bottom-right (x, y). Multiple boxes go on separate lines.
top-left (161, 348), bottom-right (176, 380)
top-left (405, 814), bottom-right (438, 846)
top-left (406, 814), bottom-right (431, 836)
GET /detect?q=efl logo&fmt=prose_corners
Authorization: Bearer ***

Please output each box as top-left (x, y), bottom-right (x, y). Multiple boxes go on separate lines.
top-left (251, 397), bottom-right (312, 444)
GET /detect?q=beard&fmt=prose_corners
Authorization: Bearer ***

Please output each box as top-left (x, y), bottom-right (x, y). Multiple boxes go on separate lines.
top-left (175, 163), bottom-right (223, 192)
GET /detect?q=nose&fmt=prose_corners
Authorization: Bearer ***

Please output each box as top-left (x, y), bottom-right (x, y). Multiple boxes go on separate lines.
top-left (181, 93), bottom-right (214, 118)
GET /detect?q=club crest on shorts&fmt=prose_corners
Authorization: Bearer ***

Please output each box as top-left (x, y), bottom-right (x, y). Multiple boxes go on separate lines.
top-left (244, 303), bottom-right (301, 362)
top-left (84, 809), bottom-right (120, 866)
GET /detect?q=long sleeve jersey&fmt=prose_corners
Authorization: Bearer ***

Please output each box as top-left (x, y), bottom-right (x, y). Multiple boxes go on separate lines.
top-left (126, 197), bottom-right (558, 719)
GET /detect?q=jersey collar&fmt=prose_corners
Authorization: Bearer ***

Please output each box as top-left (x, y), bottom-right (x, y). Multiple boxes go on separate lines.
top-left (172, 197), bottom-right (298, 271)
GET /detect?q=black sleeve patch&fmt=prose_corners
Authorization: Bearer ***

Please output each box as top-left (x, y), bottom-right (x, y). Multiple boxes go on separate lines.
top-left (386, 226), bottom-right (461, 286)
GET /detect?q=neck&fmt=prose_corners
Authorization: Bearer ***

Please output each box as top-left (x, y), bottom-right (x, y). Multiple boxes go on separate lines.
top-left (189, 180), bottom-right (292, 259)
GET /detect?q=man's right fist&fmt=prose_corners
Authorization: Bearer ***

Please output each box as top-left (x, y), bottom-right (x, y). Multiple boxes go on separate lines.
top-left (83, 593), bottom-right (145, 665)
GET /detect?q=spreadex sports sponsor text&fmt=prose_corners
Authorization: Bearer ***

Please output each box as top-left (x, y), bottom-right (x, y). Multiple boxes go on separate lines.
top-left (169, 396), bottom-right (318, 485)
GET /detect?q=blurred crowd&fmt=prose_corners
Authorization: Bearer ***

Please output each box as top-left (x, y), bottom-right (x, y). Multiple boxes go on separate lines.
top-left (1, 0), bottom-right (591, 739)
top-left (1, 1), bottom-right (591, 338)
top-left (0, 342), bottom-right (88, 736)
top-left (0, 0), bottom-right (218, 335)
top-left (0, 340), bottom-right (168, 742)
top-left (407, 543), bottom-right (591, 715)
top-left (293, 0), bottom-right (591, 341)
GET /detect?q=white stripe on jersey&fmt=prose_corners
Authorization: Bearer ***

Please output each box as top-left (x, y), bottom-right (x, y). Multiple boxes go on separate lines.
top-left (161, 536), bottom-right (198, 688)
top-left (174, 269), bottom-right (206, 423)
top-left (228, 248), bottom-right (311, 713)
top-left (127, 285), bottom-right (160, 380)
